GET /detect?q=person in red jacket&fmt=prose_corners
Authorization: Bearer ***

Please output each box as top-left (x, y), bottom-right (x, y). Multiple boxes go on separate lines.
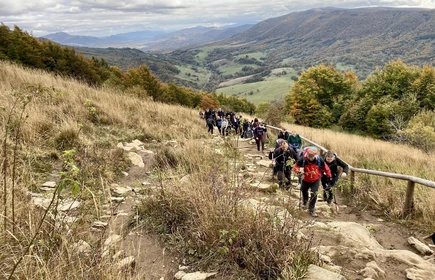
top-left (293, 147), bottom-right (332, 217)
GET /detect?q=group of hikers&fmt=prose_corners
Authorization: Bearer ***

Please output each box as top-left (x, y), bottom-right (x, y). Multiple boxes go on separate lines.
top-left (201, 109), bottom-right (268, 152)
top-left (270, 128), bottom-right (349, 217)
top-left (200, 110), bottom-right (349, 217)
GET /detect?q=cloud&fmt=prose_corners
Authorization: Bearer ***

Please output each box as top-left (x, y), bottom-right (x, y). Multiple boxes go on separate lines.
top-left (0, 0), bottom-right (434, 37)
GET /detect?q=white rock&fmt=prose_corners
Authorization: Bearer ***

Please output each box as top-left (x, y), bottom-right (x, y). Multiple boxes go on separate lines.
top-left (104, 234), bottom-right (122, 247)
top-left (408, 236), bottom-right (434, 256)
top-left (128, 152), bottom-right (144, 167)
top-left (112, 250), bottom-right (125, 260)
top-left (42, 181), bottom-right (57, 188)
top-left (117, 143), bottom-right (124, 149)
top-left (142, 181), bottom-right (151, 186)
top-left (122, 171), bottom-right (129, 177)
top-left (175, 271), bottom-right (187, 279)
top-left (92, 221), bottom-right (108, 229)
top-left (111, 197), bottom-right (125, 203)
top-left (72, 240), bottom-right (92, 255)
top-left (110, 185), bottom-right (132, 197)
top-left (179, 265), bottom-right (189, 271)
top-left (304, 264), bottom-right (346, 280)
top-left (116, 256), bottom-right (135, 271)
top-left (57, 200), bottom-right (81, 211)
top-left (181, 271), bottom-right (218, 280)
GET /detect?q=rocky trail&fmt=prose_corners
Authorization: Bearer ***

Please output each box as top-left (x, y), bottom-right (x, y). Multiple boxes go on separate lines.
top-left (30, 135), bottom-right (435, 280)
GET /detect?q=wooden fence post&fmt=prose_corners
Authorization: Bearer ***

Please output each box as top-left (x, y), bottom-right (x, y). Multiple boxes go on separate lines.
top-left (403, 180), bottom-right (415, 217)
top-left (350, 170), bottom-right (355, 193)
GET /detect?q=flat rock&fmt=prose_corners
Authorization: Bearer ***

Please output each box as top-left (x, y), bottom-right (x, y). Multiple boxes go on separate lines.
top-left (128, 152), bottom-right (144, 167)
top-left (42, 181), bottom-right (57, 188)
top-left (408, 236), bottom-right (434, 255)
top-left (304, 264), bottom-right (346, 280)
top-left (57, 200), bottom-right (81, 211)
top-left (181, 271), bottom-right (218, 280)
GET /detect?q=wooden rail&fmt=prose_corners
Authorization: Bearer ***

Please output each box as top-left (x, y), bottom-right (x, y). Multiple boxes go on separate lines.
top-left (265, 124), bottom-right (435, 217)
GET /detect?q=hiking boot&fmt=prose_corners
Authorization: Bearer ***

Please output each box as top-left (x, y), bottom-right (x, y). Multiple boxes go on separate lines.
top-left (301, 203), bottom-right (307, 209)
top-left (309, 210), bottom-right (318, 217)
top-left (327, 200), bottom-right (332, 206)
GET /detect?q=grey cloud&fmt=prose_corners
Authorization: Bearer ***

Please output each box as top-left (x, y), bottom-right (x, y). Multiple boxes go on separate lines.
top-left (0, 0), bottom-right (434, 36)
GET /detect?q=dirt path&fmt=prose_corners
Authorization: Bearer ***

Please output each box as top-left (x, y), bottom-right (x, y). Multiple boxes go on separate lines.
top-left (105, 135), bottom-right (432, 279)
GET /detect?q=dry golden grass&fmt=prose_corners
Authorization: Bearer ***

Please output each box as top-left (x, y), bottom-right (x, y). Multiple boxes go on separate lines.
top-left (1, 60), bottom-right (434, 279)
top-left (0, 61), bottom-right (210, 279)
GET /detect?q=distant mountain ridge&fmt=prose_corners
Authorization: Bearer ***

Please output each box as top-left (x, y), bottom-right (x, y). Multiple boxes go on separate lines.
top-left (41, 24), bottom-right (254, 50)
top-left (220, 7), bottom-right (435, 78)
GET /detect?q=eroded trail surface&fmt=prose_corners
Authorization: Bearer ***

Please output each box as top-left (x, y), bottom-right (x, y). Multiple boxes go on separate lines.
top-left (234, 136), bottom-right (435, 280)
top-left (32, 136), bottom-right (435, 280)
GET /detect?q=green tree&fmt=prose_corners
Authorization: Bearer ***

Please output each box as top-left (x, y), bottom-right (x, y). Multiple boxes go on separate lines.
top-left (284, 64), bottom-right (356, 127)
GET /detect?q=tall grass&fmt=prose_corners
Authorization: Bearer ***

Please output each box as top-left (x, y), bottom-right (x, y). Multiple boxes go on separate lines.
top-left (0, 61), bottom-right (209, 279)
top-left (137, 140), bottom-right (317, 279)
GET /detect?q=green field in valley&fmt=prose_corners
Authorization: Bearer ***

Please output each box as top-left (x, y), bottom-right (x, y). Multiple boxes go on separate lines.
top-left (216, 67), bottom-right (298, 104)
top-left (175, 64), bottom-right (210, 86)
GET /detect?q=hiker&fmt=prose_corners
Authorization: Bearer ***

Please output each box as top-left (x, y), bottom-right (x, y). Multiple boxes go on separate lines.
top-left (253, 122), bottom-right (265, 152)
top-left (221, 117), bottom-right (229, 136)
top-left (217, 108), bottom-right (225, 119)
top-left (293, 147), bottom-right (332, 217)
top-left (273, 141), bottom-right (299, 189)
top-left (277, 128), bottom-right (289, 140)
top-left (241, 119), bottom-right (250, 138)
top-left (206, 116), bottom-right (214, 134)
top-left (199, 111), bottom-right (204, 119)
top-left (321, 151), bottom-right (349, 205)
top-left (216, 116), bottom-right (223, 134)
top-left (288, 130), bottom-right (302, 154)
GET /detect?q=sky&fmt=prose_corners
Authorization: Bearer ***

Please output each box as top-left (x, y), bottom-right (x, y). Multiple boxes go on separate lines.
top-left (1, 0), bottom-right (435, 37)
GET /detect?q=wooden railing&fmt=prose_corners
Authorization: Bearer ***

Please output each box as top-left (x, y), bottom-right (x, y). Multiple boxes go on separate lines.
top-left (265, 124), bottom-right (435, 217)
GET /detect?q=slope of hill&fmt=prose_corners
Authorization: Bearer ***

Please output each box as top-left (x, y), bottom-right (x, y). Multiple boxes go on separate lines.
top-left (1, 61), bottom-right (435, 279)
top-left (166, 7), bottom-right (435, 104)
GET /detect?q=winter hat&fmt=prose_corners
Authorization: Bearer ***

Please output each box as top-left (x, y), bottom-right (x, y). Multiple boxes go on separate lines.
top-left (305, 147), bottom-right (318, 157)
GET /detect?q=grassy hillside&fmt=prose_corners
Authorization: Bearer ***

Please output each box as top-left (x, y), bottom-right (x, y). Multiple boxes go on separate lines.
top-left (1, 61), bottom-right (434, 279)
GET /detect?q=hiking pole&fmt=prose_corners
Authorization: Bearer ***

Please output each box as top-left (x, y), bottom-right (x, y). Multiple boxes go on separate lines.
top-left (298, 174), bottom-right (303, 210)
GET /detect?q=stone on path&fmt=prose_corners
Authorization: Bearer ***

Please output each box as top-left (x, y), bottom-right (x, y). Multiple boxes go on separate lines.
top-left (128, 152), bottom-right (144, 167)
top-left (72, 240), bottom-right (92, 255)
top-left (42, 181), bottom-right (57, 188)
top-left (57, 200), bottom-right (81, 211)
top-left (408, 236), bottom-right (434, 256)
top-left (304, 264), bottom-right (346, 280)
top-left (181, 271), bottom-right (218, 280)
top-left (110, 184), bottom-right (132, 197)
top-left (115, 256), bottom-right (135, 271)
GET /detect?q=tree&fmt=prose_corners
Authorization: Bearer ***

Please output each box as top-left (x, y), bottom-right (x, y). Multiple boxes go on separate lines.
top-left (284, 64), bottom-right (356, 128)
top-left (199, 95), bottom-right (219, 110)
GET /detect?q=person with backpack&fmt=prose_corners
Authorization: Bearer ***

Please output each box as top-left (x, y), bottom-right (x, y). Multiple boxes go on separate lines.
top-left (293, 147), bottom-right (332, 217)
top-left (253, 123), bottom-right (265, 152)
top-left (278, 128), bottom-right (289, 140)
top-left (273, 141), bottom-right (299, 189)
top-left (288, 131), bottom-right (302, 154)
top-left (321, 151), bottom-right (349, 205)
top-left (216, 116), bottom-right (223, 135)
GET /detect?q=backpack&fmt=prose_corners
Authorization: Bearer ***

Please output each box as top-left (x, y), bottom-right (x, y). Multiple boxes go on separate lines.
top-left (206, 118), bottom-right (214, 125)
top-left (256, 127), bottom-right (264, 137)
top-left (302, 146), bottom-right (321, 168)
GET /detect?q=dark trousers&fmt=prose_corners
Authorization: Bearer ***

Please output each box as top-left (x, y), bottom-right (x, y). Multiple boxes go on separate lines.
top-left (207, 124), bottom-right (213, 134)
top-left (321, 176), bottom-right (338, 203)
top-left (301, 179), bottom-right (320, 211)
top-left (255, 136), bottom-right (265, 151)
top-left (276, 165), bottom-right (291, 188)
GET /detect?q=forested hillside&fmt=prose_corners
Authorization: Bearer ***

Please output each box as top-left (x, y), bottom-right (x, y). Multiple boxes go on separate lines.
top-left (0, 24), bottom-right (255, 114)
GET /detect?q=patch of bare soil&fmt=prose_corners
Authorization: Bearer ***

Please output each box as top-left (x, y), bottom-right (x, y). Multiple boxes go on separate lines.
top-left (107, 157), bottom-right (180, 279)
